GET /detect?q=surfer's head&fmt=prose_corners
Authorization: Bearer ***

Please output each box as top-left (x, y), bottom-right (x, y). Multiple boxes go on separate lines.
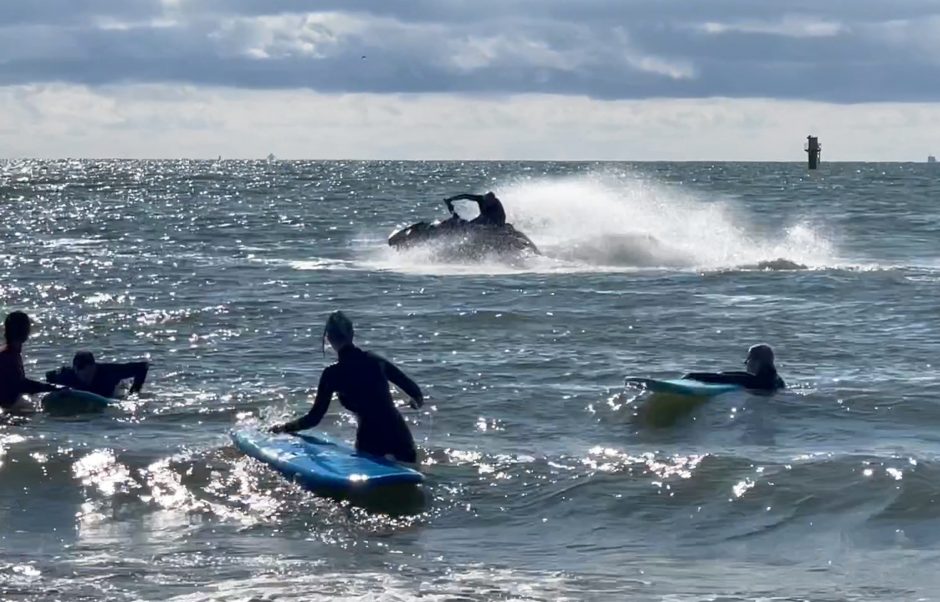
top-left (483, 191), bottom-right (499, 205)
top-left (2, 311), bottom-right (31, 345)
top-left (745, 343), bottom-right (775, 374)
top-left (323, 310), bottom-right (354, 353)
top-left (72, 351), bottom-right (97, 384)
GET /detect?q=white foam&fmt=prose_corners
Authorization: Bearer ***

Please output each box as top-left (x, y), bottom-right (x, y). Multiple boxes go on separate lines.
top-left (161, 567), bottom-right (576, 601)
top-left (504, 172), bottom-right (835, 270)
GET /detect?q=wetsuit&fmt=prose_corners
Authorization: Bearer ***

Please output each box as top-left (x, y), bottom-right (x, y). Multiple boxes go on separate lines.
top-left (0, 345), bottom-right (58, 409)
top-left (684, 369), bottom-right (785, 392)
top-left (282, 345), bottom-right (421, 463)
top-left (46, 362), bottom-right (149, 398)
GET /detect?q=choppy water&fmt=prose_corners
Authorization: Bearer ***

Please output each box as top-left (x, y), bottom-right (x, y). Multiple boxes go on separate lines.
top-left (2, 160), bottom-right (940, 601)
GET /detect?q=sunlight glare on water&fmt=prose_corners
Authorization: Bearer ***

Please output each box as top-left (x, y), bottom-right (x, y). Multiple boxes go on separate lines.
top-left (2, 160), bottom-right (940, 599)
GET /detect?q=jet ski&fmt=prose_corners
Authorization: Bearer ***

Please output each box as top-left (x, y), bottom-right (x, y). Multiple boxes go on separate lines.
top-left (388, 214), bottom-right (540, 258)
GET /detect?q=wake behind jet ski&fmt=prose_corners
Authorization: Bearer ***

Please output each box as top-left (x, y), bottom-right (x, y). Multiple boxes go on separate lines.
top-left (388, 192), bottom-right (540, 257)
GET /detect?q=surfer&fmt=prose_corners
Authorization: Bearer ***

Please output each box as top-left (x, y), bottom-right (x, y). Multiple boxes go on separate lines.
top-left (0, 311), bottom-right (63, 411)
top-left (45, 351), bottom-right (149, 398)
top-left (444, 191), bottom-right (507, 227)
top-left (271, 311), bottom-right (424, 463)
top-left (684, 343), bottom-right (785, 392)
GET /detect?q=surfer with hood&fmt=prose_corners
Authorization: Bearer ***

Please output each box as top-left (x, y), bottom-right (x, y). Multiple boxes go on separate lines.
top-left (684, 343), bottom-right (786, 392)
top-left (271, 311), bottom-right (424, 463)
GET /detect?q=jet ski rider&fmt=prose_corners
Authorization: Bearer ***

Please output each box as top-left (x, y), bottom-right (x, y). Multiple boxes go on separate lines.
top-left (444, 192), bottom-right (506, 227)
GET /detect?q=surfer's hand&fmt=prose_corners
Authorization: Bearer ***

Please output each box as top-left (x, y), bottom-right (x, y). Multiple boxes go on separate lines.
top-left (270, 423), bottom-right (288, 434)
top-left (409, 395), bottom-right (423, 410)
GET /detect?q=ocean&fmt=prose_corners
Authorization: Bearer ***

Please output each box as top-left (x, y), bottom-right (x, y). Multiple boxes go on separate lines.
top-left (2, 159), bottom-right (940, 601)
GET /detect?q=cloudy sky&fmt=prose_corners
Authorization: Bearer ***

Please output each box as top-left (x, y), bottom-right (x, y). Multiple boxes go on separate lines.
top-left (2, 0), bottom-right (940, 160)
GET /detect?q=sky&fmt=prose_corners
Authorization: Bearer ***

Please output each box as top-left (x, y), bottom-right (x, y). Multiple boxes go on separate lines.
top-left (1, 0), bottom-right (940, 160)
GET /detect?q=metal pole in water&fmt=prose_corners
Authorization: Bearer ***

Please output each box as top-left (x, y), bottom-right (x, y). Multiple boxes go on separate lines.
top-left (805, 135), bottom-right (821, 170)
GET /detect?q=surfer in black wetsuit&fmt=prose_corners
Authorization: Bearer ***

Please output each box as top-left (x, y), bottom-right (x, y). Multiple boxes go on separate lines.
top-left (0, 311), bottom-right (62, 411)
top-left (684, 344), bottom-right (786, 392)
top-left (46, 351), bottom-right (149, 398)
top-left (444, 192), bottom-right (507, 227)
top-left (271, 311), bottom-right (424, 463)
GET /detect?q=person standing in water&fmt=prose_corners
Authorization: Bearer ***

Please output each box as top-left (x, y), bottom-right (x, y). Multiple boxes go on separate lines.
top-left (684, 343), bottom-right (786, 392)
top-left (444, 191), bottom-right (507, 227)
top-left (46, 351), bottom-right (149, 398)
top-left (271, 311), bottom-right (424, 463)
top-left (0, 311), bottom-right (62, 411)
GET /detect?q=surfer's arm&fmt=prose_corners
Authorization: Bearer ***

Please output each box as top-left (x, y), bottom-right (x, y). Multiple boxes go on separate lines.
top-left (683, 371), bottom-right (750, 386)
top-left (21, 377), bottom-right (59, 394)
top-left (45, 367), bottom-right (70, 385)
top-left (274, 368), bottom-right (336, 433)
top-left (383, 359), bottom-right (423, 409)
top-left (685, 371), bottom-right (781, 390)
top-left (106, 362), bottom-right (149, 394)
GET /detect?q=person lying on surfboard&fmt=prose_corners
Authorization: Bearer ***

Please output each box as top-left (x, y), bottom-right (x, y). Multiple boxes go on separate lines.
top-left (271, 311), bottom-right (424, 463)
top-left (45, 351), bottom-right (149, 398)
top-left (0, 311), bottom-right (64, 412)
top-left (684, 343), bottom-right (785, 392)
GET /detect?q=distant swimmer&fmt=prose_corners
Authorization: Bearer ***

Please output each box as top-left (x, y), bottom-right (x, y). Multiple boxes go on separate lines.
top-left (0, 311), bottom-right (63, 411)
top-left (46, 351), bottom-right (149, 398)
top-left (685, 343), bottom-right (785, 392)
top-left (271, 311), bottom-right (424, 463)
top-left (444, 192), bottom-right (507, 227)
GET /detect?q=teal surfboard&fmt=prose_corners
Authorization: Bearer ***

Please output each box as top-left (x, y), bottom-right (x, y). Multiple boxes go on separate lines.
top-left (231, 429), bottom-right (424, 491)
top-left (41, 389), bottom-right (112, 414)
top-left (626, 378), bottom-right (740, 397)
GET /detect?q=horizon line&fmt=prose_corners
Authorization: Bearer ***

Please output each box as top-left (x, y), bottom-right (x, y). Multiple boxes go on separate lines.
top-left (1, 157), bottom-right (936, 164)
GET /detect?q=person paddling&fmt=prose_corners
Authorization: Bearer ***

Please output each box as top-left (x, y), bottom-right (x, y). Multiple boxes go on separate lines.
top-left (684, 343), bottom-right (786, 392)
top-left (46, 351), bottom-right (149, 398)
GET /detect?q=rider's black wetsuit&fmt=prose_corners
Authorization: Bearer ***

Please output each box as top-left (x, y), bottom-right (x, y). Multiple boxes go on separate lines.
top-left (281, 344), bottom-right (422, 462)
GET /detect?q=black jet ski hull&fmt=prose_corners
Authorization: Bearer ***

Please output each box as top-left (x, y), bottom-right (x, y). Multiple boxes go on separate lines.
top-left (388, 220), bottom-right (539, 257)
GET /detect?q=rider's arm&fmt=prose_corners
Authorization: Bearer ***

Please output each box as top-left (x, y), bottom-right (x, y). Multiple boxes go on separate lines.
top-left (46, 367), bottom-right (70, 385)
top-left (274, 367), bottom-right (336, 432)
top-left (684, 371), bottom-right (752, 386)
top-left (103, 362), bottom-right (150, 394)
top-left (21, 377), bottom-right (60, 395)
top-left (381, 356), bottom-right (423, 408)
top-left (684, 371), bottom-right (779, 390)
top-left (444, 193), bottom-right (484, 212)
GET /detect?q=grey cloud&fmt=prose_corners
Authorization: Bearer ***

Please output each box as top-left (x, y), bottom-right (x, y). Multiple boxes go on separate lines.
top-left (1, 1), bottom-right (940, 101)
top-left (0, 1), bottom-right (164, 26)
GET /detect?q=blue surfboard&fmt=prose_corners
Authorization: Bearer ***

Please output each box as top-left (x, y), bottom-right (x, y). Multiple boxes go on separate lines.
top-left (231, 429), bottom-right (424, 491)
top-left (41, 389), bottom-right (112, 414)
top-left (626, 378), bottom-right (740, 397)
